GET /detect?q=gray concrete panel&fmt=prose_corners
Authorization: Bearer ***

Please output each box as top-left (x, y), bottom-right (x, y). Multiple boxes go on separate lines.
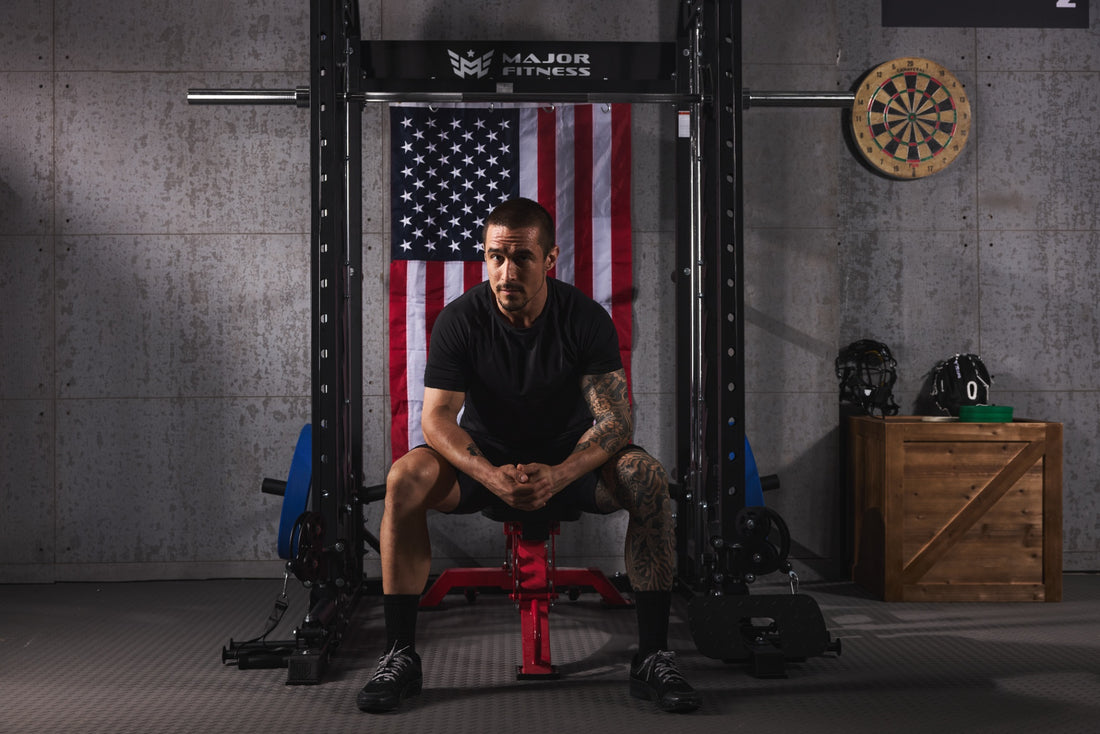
top-left (743, 1), bottom-right (839, 67)
top-left (630, 103), bottom-right (677, 236)
top-left (361, 56), bottom-right (386, 407)
top-left (0, 401), bottom-right (54, 568)
top-left (362, 103), bottom-right (386, 236)
top-left (55, 71), bottom-right (309, 236)
top-left (743, 63), bottom-right (845, 230)
top-left (630, 231), bottom-right (676, 405)
top-left (0, 72), bottom-right (53, 235)
top-left (978, 229), bottom-right (1100, 391)
top-left (631, 393), bottom-right (676, 478)
top-left (977, 14), bottom-right (1100, 72)
top-left (835, 0), bottom-right (976, 76)
top-left (838, 131), bottom-right (978, 234)
top-left (0, 236), bottom-right (53, 399)
top-left (55, 396), bottom-right (309, 566)
top-left (977, 70), bottom-right (1100, 232)
top-left (362, 394), bottom-right (391, 480)
top-left (0, 0), bottom-right (52, 69)
top-left (362, 230), bottom-right (390, 400)
top-left (55, 0), bottom-right (310, 71)
top-left (56, 234), bottom-right (310, 399)
top-left (745, 227), bottom-right (839, 396)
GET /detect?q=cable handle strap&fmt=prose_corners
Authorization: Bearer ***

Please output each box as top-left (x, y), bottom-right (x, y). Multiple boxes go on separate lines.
top-left (237, 569), bottom-right (291, 647)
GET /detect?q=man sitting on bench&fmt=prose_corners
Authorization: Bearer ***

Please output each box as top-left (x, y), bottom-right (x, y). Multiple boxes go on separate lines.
top-left (357, 197), bottom-right (700, 714)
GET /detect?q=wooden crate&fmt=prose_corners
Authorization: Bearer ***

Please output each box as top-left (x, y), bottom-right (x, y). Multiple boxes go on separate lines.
top-left (847, 416), bottom-right (1062, 602)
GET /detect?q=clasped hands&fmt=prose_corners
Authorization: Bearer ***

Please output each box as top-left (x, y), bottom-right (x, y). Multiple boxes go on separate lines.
top-left (487, 462), bottom-right (562, 511)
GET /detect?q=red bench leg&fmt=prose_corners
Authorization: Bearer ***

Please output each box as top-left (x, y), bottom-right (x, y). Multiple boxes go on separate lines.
top-left (419, 566), bottom-right (512, 608)
top-left (420, 520), bottom-right (629, 679)
top-left (513, 532), bottom-right (557, 678)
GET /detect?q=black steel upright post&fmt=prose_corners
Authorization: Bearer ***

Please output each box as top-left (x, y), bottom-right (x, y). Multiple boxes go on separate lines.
top-left (675, 0), bottom-right (745, 595)
top-left (308, 0), bottom-right (363, 599)
top-left (674, 2), bottom-right (695, 587)
top-left (279, 0), bottom-right (364, 685)
top-left (709, 0), bottom-right (745, 563)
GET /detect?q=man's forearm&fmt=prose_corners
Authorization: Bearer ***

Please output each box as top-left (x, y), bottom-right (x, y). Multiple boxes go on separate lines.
top-left (555, 370), bottom-right (633, 485)
top-left (556, 424), bottom-right (625, 484)
top-left (422, 414), bottom-right (499, 487)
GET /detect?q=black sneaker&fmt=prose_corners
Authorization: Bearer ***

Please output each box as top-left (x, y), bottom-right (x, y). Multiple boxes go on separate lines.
top-left (356, 644), bottom-right (423, 713)
top-left (629, 650), bottom-right (701, 713)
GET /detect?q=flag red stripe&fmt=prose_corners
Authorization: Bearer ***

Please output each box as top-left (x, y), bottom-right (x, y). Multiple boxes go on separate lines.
top-left (463, 260), bottom-right (483, 292)
top-left (610, 105), bottom-right (633, 390)
top-left (388, 260), bottom-right (410, 458)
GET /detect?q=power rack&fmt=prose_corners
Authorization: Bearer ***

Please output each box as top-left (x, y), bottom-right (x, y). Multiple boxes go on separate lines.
top-left (192, 0), bottom-right (839, 683)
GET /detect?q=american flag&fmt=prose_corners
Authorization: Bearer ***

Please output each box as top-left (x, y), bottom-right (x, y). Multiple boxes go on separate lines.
top-left (388, 103), bottom-right (633, 461)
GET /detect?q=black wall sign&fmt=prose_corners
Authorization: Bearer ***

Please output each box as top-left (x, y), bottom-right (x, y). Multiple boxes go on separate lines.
top-left (883, 0), bottom-right (1089, 28)
top-left (362, 41), bottom-right (676, 82)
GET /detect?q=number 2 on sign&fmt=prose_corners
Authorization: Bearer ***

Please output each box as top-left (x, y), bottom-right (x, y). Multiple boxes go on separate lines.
top-left (1056, 0), bottom-right (1077, 8)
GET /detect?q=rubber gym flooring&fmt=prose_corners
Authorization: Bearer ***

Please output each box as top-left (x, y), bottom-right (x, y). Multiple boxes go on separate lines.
top-left (1, 574), bottom-right (1098, 734)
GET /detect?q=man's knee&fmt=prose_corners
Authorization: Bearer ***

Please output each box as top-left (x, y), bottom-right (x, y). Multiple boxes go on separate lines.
top-left (386, 447), bottom-right (453, 513)
top-left (611, 448), bottom-right (670, 504)
top-left (387, 451), bottom-right (437, 508)
top-left (619, 447), bottom-right (668, 483)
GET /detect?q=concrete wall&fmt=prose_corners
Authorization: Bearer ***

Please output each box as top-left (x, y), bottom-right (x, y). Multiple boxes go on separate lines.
top-left (1, 0), bottom-right (1096, 583)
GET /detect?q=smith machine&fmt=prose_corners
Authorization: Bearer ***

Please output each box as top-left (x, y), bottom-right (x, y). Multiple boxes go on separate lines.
top-left (189, 0), bottom-right (870, 683)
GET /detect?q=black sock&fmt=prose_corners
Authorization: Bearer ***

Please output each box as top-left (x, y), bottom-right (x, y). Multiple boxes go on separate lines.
top-left (633, 590), bottom-right (672, 660)
top-left (383, 594), bottom-right (421, 653)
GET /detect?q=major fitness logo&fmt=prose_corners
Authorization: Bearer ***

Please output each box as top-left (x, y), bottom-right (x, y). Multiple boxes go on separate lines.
top-left (448, 49), bottom-right (494, 79)
top-left (447, 48), bottom-right (592, 79)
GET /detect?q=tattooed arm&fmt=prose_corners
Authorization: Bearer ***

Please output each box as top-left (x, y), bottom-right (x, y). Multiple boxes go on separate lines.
top-left (574, 368), bottom-right (634, 460)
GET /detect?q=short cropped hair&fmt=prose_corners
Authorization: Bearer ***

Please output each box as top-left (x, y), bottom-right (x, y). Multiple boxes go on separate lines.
top-left (483, 198), bottom-right (555, 255)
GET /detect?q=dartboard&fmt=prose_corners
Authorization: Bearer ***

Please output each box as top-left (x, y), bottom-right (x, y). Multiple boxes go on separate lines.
top-left (851, 57), bottom-right (971, 179)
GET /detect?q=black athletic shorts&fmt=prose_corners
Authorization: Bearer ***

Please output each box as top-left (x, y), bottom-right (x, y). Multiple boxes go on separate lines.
top-left (414, 443), bottom-right (643, 516)
top-left (450, 466), bottom-right (611, 516)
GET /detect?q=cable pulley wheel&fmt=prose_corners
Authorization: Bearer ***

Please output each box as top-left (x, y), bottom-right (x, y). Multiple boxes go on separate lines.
top-left (851, 57), bottom-right (971, 180)
top-left (289, 511), bottom-right (326, 584)
top-left (731, 507), bottom-right (792, 578)
top-left (734, 507), bottom-right (770, 544)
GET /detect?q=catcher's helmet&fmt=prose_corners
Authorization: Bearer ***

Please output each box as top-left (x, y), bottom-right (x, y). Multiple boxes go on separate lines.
top-left (836, 339), bottom-right (899, 416)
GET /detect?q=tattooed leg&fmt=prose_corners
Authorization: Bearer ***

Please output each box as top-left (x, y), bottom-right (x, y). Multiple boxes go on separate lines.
top-left (599, 448), bottom-right (675, 591)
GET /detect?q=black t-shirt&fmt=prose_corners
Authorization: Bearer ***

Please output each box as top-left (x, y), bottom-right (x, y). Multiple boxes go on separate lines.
top-left (423, 278), bottom-right (622, 466)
